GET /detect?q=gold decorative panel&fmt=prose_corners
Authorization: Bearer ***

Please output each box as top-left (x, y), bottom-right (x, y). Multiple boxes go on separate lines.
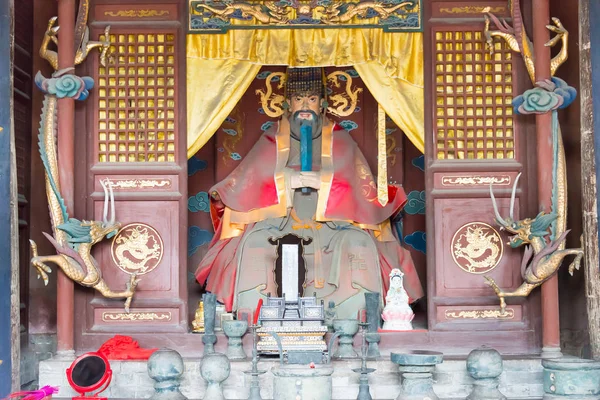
top-left (434, 29), bottom-right (515, 160)
top-left (97, 32), bottom-right (177, 163)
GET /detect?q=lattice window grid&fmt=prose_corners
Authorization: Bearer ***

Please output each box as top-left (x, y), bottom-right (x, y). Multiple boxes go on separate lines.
top-left (97, 32), bottom-right (177, 163)
top-left (434, 30), bottom-right (515, 160)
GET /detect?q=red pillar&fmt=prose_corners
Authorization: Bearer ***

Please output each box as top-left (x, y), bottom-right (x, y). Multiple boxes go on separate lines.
top-left (532, 0), bottom-right (562, 357)
top-left (56, 0), bottom-right (76, 354)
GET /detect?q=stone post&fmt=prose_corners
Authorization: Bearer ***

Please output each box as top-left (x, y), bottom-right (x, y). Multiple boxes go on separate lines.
top-left (391, 351), bottom-right (443, 400)
top-left (200, 352), bottom-right (230, 400)
top-left (466, 346), bottom-right (506, 400)
top-left (147, 348), bottom-right (187, 400)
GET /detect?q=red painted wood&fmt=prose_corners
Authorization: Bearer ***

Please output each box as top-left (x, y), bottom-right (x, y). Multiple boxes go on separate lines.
top-left (532, 0), bottom-right (561, 352)
top-left (56, 0), bottom-right (76, 354)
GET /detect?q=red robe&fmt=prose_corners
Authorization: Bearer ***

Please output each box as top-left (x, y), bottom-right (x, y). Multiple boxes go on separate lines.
top-left (196, 119), bottom-right (424, 311)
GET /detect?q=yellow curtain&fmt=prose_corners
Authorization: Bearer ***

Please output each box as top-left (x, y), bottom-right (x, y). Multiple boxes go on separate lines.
top-left (187, 28), bottom-right (424, 158)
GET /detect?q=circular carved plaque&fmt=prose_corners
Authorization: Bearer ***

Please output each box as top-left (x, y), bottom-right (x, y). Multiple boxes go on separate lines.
top-left (111, 223), bottom-right (164, 275)
top-left (451, 222), bottom-right (503, 274)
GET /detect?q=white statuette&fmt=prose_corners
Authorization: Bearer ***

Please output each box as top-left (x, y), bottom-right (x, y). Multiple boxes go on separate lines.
top-left (381, 268), bottom-right (414, 331)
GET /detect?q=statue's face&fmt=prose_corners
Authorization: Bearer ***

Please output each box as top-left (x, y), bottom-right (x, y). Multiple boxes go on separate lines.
top-left (288, 91), bottom-right (324, 138)
top-left (289, 91), bottom-right (323, 119)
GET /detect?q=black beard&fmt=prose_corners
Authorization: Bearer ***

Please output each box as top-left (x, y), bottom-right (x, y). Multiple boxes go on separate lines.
top-left (290, 110), bottom-right (323, 140)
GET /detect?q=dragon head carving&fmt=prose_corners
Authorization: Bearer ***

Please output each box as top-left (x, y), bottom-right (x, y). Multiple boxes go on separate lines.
top-left (57, 179), bottom-right (120, 248)
top-left (490, 173), bottom-right (556, 248)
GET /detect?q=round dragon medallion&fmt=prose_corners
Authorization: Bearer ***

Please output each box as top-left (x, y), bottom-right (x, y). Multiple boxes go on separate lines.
top-left (111, 223), bottom-right (164, 275)
top-left (451, 222), bottom-right (503, 274)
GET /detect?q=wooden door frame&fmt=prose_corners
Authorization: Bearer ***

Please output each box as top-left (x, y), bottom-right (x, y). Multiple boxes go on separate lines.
top-left (0, 0), bottom-right (20, 394)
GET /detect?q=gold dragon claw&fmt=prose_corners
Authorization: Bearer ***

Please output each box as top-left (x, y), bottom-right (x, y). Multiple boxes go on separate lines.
top-left (99, 25), bottom-right (112, 68)
top-left (484, 276), bottom-right (507, 312)
top-left (483, 14), bottom-right (495, 55)
top-left (123, 274), bottom-right (141, 313)
top-left (545, 17), bottom-right (567, 47)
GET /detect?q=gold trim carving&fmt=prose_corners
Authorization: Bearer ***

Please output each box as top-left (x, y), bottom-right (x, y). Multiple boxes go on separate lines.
top-left (451, 222), bottom-right (503, 274)
top-left (104, 178), bottom-right (172, 190)
top-left (104, 10), bottom-right (170, 18)
top-left (111, 223), bottom-right (164, 275)
top-left (102, 311), bottom-right (172, 322)
top-left (440, 6), bottom-right (505, 14)
top-left (445, 308), bottom-right (515, 320)
top-left (442, 175), bottom-right (511, 186)
top-left (190, 0), bottom-right (422, 31)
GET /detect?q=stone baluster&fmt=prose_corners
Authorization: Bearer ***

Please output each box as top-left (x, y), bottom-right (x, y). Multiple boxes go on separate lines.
top-left (201, 352), bottom-right (231, 400)
top-left (147, 348), bottom-right (187, 400)
top-left (465, 346), bottom-right (506, 400)
top-left (391, 350), bottom-right (443, 400)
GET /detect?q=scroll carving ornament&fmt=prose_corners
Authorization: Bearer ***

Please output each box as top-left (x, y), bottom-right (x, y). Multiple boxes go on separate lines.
top-left (104, 10), bottom-right (170, 18)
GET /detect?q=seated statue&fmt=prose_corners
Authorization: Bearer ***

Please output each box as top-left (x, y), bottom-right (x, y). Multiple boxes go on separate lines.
top-left (195, 67), bottom-right (424, 319)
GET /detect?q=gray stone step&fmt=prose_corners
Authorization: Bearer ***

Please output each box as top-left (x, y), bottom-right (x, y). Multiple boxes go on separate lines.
top-left (39, 357), bottom-right (544, 399)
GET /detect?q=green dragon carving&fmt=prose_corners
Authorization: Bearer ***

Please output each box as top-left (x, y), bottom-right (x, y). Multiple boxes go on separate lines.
top-left (30, 69), bottom-right (139, 312)
top-left (482, 2), bottom-right (583, 312)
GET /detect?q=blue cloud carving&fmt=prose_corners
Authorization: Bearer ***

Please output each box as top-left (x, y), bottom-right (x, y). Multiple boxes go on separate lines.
top-left (230, 152), bottom-right (242, 161)
top-left (386, 128), bottom-right (397, 136)
top-left (405, 231), bottom-right (426, 254)
top-left (225, 116), bottom-right (237, 123)
top-left (338, 120), bottom-right (358, 132)
top-left (188, 226), bottom-right (213, 257)
top-left (188, 191), bottom-right (210, 213)
top-left (345, 69), bottom-right (359, 77)
top-left (258, 108), bottom-right (266, 114)
top-left (552, 77), bottom-right (577, 109)
top-left (257, 71), bottom-right (273, 79)
top-left (261, 121), bottom-right (275, 132)
top-left (353, 106), bottom-right (361, 113)
top-left (188, 157), bottom-right (208, 176)
top-left (412, 155), bottom-right (425, 172)
top-left (223, 128), bottom-right (238, 136)
top-left (404, 191), bottom-right (425, 215)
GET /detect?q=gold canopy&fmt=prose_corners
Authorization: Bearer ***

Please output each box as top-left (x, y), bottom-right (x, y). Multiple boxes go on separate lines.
top-left (186, 28), bottom-right (424, 158)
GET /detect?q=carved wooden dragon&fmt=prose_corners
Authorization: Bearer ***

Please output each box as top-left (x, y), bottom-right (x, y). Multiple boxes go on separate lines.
top-left (326, 71), bottom-right (362, 117)
top-left (40, 0), bottom-right (111, 71)
top-left (484, 0), bottom-right (568, 83)
top-left (487, 174), bottom-right (583, 312)
top-left (483, 1), bottom-right (582, 312)
top-left (321, 1), bottom-right (413, 24)
top-left (33, 2), bottom-right (139, 311)
top-left (256, 72), bottom-right (287, 118)
top-left (195, 1), bottom-right (289, 24)
top-left (30, 69), bottom-right (139, 312)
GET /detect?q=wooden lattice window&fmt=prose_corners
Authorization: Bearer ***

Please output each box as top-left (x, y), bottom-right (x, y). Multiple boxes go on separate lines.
top-left (434, 29), bottom-right (515, 160)
top-left (97, 32), bottom-right (177, 162)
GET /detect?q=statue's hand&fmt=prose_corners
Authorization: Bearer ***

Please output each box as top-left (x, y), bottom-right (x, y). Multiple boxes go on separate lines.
top-left (299, 171), bottom-right (321, 189)
top-left (290, 171), bottom-right (321, 190)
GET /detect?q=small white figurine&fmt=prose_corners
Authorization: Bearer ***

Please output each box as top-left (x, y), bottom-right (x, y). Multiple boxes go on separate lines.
top-left (381, 268), bottom-right (414, 330)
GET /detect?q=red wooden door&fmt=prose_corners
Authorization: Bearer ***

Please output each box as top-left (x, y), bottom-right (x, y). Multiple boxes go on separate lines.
top-left (424, 1), bottom-right (539, 353)
top-left (75, 0), bottom-right (188, 349)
